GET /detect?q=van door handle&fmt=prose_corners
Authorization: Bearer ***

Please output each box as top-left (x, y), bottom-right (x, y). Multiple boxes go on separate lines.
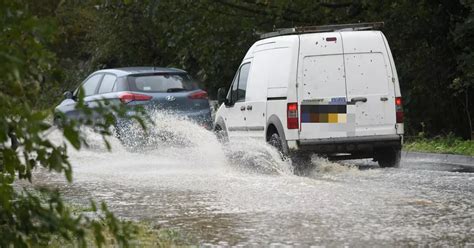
top-left (350, 97), bottom-right (367, 103)
top-left (380, 97), bottom-right (388, 101)
top-left (240, 106), bottom-right (246, 111)
top-left (246, 105), bottom-right (252, 111)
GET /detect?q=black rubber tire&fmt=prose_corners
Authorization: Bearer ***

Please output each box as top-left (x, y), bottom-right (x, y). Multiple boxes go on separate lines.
top-left (268, 132), bottom-right (312, 173)
top-left (376, 147), bottom-right (401, 168)
top-left (214, 125), bottom-right (228, 143)
top-left (268, 132), bottom-right (291, 165)
top-left (268, 132), bottom-right (284, 154)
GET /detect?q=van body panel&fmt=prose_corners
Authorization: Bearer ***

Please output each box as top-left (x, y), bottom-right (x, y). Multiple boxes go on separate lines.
top-left (344, 52), bottom-right (396, 136)
top-left (298, 33), bottom-right (349, 140)
top-left (222, 59), bottom-right (253, 139)
top-left (223, 102), bottom-right (248, 138)
top-left (267, 100), bottom-right (289, 136)
top-left (296, 31), bottom-right (399, 140)
top-left (244, 50), bottom-right (268, 139)
top-left (381, 33), bottom-right (404, 135)
top-left (381, 33), bottom-right (401, 97)
top-left (267, 88), bottom-right (287, 98)
top-left (341, 31), bottom-right (397, 137)
top-left (214, 29), bottom-right (403, 161)
top-left (244, 36), bottom-right (299, 139)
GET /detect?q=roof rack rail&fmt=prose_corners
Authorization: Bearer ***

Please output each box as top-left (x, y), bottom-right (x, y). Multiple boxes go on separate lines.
top-left (260, 22), bottom-right (384, 39)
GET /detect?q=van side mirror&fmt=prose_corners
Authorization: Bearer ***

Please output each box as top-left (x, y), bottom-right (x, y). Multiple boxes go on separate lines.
top-left (217, 87), bottom-right (227, 105)
top-left (63, 91), bottom-right (74, 100)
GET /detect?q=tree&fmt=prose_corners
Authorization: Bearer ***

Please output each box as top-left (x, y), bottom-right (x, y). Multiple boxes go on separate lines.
top-left (451, 0), bottom-right (473, 139)
top-left (0, 0), bottom-right (141, 246)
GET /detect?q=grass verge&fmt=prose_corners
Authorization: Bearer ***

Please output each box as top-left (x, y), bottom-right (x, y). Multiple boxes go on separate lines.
top-left (404, 135), bottom-right (474, 156)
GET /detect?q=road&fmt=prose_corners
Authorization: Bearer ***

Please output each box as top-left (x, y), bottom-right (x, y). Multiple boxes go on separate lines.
top-left (37, 121), bottom-right (473, 247)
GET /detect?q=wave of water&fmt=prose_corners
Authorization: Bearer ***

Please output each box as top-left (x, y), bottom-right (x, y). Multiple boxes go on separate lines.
top-left (47, 112), bottom-right (300, 177)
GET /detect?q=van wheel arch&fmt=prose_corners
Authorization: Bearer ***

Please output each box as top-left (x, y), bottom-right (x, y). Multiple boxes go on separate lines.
top-left (214, 118), bottom-right (228, 143)
top-left (266, 115), bottom-right (289, 155)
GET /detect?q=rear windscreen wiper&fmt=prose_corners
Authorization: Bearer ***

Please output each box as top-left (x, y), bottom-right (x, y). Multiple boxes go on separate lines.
top-left (167, 88), bottom-right (187, 92)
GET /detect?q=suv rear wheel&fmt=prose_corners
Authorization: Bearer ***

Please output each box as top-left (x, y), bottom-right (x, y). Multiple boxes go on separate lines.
top-left (376, 147), bottom-right (401, 168)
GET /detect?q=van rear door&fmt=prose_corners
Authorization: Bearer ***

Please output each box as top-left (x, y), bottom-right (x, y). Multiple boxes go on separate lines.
top-left (298, 32), bottom-right (349, 140)
top-left (341, 31), bottom-right (397, 137)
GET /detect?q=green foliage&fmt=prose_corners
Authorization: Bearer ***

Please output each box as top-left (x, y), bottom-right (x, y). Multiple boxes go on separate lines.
top-left (0, 0), bottom-right (146, 246)
top-left (0, 190), bottom-right (138, 247)
top-left (51, 0), bottom-right (473, 138)
top-left (405, 134), bottom-right (474, 156)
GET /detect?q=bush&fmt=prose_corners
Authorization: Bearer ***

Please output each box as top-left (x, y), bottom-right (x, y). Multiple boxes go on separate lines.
top-left (404, 134), bottom-right (474, 156)
top-left (0, 1), bottom-right (145, 246)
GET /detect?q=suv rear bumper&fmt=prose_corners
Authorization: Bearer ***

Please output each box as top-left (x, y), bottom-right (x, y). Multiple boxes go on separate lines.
top-left (292, 134), bottom-right (402, 154)
top-left (116, 108), bottom-right (213, 130)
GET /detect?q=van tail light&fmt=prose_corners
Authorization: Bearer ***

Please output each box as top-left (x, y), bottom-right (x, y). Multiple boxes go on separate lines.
top-left (395, 97), bottom-right (404, 123)
top-left (287, 102), bottom-right (299, 129)
top-left (188, 90), bottom-right (208, 99)
top-left (119, 92), bottom-right (152, 104)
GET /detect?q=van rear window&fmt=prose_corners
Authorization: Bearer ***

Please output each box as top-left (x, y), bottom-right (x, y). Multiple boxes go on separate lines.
top-left (128, 73), bottom-right (198, 92)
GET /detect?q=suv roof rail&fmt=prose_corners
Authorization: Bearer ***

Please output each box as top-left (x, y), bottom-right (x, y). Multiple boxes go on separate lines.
top-left (260, 22), bottom-right (384, 39)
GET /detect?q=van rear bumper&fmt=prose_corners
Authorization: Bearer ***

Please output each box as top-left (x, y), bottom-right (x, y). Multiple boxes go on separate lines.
top-left (294, 134), bottom-right (402, 154)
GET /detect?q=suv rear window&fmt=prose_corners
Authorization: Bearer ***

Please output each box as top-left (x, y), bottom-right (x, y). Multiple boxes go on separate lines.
top-left (128, 73), bottom-right (198, 92)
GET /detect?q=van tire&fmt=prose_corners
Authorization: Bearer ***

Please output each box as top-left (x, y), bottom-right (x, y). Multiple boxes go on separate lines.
top-left (268, 132), bottom-right (285, 155)
top-left (376, 147), bottom-right (401, 168)
top-left (214, 125), bottom-right (228, 143)
top-left (267, 131), bottom-right (312, 173)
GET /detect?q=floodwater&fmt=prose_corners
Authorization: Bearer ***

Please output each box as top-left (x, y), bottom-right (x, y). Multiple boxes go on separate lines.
top-left (34, 114), bottom-right (473, 247)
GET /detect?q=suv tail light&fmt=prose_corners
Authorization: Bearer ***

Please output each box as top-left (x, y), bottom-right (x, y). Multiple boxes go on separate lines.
top-left (119, 92), bottom-right (152, 104)
top-left (188, 90), bottom-right (208, 99)
top-left (287, 102), bottom-right (299, 129)
top-left (395, 97), bottom-right (403, 123)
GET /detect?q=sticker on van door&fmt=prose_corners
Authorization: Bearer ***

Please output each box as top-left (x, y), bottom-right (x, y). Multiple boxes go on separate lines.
top-left (301, 99), bottom-right (347, 124)
top-left (329, 97), bottom-right (346, 104)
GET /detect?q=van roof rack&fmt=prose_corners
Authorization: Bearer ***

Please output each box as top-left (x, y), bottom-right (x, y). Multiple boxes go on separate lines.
top-left (260, 22), bottom-right (384, 39)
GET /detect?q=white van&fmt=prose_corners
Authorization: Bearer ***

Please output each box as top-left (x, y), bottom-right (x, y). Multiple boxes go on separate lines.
top-left (214, 23), bottom-right (404, 167)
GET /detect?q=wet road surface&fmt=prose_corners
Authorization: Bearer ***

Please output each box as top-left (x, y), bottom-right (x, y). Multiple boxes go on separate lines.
top-left (35, 121), bottom-right (473, 247)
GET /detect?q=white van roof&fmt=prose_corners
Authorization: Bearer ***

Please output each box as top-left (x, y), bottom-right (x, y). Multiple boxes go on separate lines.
top-left (244, 27), bottom-right (386, 60)
top-left (259, 22), bottom-right (384, 39)
top-left (243, 35), bottom-right (300, 60)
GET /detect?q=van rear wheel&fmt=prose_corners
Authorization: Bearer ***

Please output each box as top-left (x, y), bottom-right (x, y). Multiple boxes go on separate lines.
top-left (214, 125), bottom-right (228, 143)
top-left (268, 131), bottom-right (292, 161)
top-left (376, 147), bottom-right (401, 168)
top-left (268, 132), bottom-right (284, 154)
top-left (268, 131), bottom-right (312, 173)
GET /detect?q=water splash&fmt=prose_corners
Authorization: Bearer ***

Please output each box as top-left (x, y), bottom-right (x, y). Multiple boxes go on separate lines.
top-left (310, 157), bottom-right (358, 174)
top-left (48, 111), bottom-right (293, 177)
top-left (222, 138), bottom-right (293, 175)
top-left (47, 111), bottom-right (368, 179)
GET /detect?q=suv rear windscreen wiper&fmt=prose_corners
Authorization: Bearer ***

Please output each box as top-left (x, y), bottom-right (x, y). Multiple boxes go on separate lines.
top-left (166, 88), bottom-right (187, 92)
